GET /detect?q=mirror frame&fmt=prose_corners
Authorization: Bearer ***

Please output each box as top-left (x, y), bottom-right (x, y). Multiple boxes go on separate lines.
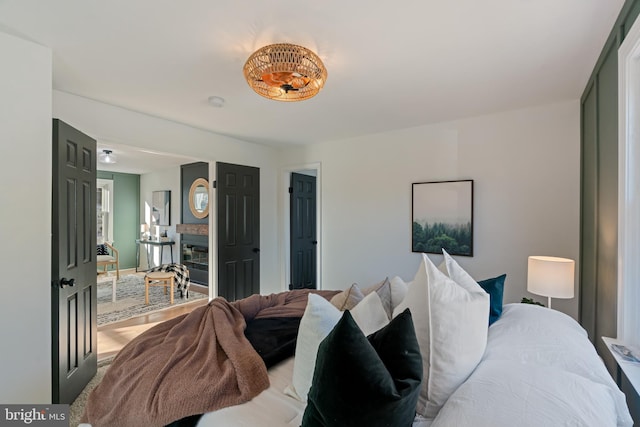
top-left (188, 178), bottom-right (209, 219)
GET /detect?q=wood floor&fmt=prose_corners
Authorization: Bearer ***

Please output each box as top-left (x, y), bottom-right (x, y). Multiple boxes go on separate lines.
top-left (97, 289), bottom-right (209, 361)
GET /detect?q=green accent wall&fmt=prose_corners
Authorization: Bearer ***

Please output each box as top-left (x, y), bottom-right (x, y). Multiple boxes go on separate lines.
top-left (98, 171), bottom-right (140, 269)
top-left (580, 0), bottom-right (640, 423)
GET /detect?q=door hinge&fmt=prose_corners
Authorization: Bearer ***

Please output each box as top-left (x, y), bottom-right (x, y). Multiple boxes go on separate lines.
top-left (213, 180), bottom-right (217, 189)
top-left (288, 187), bottom-right (293, 194)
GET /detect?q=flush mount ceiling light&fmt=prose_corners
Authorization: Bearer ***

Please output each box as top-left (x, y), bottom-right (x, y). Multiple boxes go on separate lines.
top-left (243, 43), bottom-right (327, 102)
top-left (98, 149), bottom-right (117, 164)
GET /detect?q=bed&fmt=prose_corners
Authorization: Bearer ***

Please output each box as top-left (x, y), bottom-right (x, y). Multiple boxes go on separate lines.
top-left (83, 251), bottom-right (633, 427)
top-left (194, 303), bottom-right (631, 427)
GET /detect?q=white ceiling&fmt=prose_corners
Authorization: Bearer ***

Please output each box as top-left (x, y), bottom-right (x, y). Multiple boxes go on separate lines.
top-left (95, 143), bottom-right (198, 175)
top-left (0, 0), bottom-right (624, 152)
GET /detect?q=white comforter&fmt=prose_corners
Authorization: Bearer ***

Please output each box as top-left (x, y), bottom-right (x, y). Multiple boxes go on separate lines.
top-left (431, 304), bottom-right (633, 427)
top-left (197, 357), bottom-right (431, 427)
top-left (197, 303), bottom-right (632, 427)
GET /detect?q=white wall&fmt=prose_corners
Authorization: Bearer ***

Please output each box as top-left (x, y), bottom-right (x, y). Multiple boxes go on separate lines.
top-left (0, 32), bottom-right (52, 402)
top-left (53, 91), bottom-right (283, 295)
top-left (140, 167), bottom-right (182, 268)
top-left (280, 100), bottom-right (581, 319)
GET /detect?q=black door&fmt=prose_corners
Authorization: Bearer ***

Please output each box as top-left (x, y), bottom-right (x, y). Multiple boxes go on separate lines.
top-left (290, 172), bottom-right (317, 289)
top-left (51, 119), bottom-right (97, 404)
top-left (217, 162), bottom-right (260, 301)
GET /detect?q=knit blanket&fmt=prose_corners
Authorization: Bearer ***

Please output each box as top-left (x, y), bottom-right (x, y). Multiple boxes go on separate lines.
top-left (82, 289), bottom-right (338, 427)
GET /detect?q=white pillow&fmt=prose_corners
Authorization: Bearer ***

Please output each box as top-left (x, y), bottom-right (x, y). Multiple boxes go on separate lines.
top-left (442, 249), bottom-right (482, 292)
top-left (437, 260), bottom-right (448, 275)
top-left (389, 276), bottom-right (409, 311)
top-left (393, 253), bottom-right (489, 419)
top-left (351, 291), bottom-right (390, 335)
top-left (362, 277), bottom-right (394, 319)
top-left (285, 291), bottom-right (390, 402)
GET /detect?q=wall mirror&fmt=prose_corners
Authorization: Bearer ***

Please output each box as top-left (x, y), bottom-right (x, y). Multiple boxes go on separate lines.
top-left (151, 190), bottom-right (171, 225)
top-left (189, 178), bottom-right (209, 219)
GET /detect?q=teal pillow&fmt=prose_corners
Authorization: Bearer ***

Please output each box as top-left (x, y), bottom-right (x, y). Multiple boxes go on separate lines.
top-left (478, 274), bottom-right (506, 325)
top-left (301, 309), bottom-right (422, 427)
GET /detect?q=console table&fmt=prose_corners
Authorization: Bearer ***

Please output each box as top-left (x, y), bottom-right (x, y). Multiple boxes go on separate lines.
top-left (136, 239), bottom-right (175, 272)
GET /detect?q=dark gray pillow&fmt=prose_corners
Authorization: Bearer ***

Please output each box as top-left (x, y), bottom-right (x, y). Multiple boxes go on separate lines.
top-left (301, 309), bottom-right (422, 427)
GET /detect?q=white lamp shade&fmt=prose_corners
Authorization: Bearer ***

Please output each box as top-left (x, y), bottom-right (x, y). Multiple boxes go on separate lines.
top-left (527, 256), bottom-right (575, 299)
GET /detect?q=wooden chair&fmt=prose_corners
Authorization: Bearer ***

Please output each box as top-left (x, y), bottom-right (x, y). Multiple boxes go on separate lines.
top-left (97, 242), bottom-right (120, 280)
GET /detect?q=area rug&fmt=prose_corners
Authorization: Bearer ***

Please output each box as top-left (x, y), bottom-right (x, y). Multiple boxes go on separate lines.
top-left (98, 274), bottom-right (207, 326)
top-left (69, 357), bottom-right (113, 427)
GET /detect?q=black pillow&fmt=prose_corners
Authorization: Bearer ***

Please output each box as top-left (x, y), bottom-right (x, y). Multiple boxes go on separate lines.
top-left (97, 244), bottom-right (109, 255)
top-left (301, 309), bottom-right (422, 427)
top-left (244, 317), bottom-right (301, 368)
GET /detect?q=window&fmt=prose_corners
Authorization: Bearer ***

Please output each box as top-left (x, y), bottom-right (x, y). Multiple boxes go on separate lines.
top-left (97, 179), bottom-right (114, 244)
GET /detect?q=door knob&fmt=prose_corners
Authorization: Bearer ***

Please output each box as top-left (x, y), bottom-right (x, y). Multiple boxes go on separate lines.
top-left (253, 248), bottom-right (260, 253)
top-left (59, 278), bottom-right (75, 288)
top-left (312, 241), bottom-right (318, 245)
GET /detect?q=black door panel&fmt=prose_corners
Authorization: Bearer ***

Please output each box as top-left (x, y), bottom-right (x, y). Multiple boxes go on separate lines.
top-left (217, 162), bottom-right (260, 301)
top-left (290, 172), bottom-right (316, 289)
top-left (51, 119), bottom-right (97, 403)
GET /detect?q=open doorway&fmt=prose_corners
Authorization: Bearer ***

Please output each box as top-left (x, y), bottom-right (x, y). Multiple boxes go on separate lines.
top-left (95, 143), bottom-right (211, 360)
top-left (282, 163), bottom-right (322, 290)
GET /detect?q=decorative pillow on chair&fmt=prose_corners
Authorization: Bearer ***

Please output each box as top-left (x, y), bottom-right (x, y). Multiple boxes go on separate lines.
top-left (285, 291), bottom-right (390, 402)
top-left (301, 309), bottom-right (422, 427)
top-left (393, 253), bottom-right (489, 419)
top-left (97, 244), bottom-right (109, 255)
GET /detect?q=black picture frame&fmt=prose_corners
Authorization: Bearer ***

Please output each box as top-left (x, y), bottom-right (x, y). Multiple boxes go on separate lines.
top-left (412, 180), bottom-right (474, 257)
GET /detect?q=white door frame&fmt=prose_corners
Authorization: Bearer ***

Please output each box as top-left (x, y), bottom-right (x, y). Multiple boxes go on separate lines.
top-left (208, 161), bottom-right (217, 301)
top-left (617, 15), bottom-right (640, 346)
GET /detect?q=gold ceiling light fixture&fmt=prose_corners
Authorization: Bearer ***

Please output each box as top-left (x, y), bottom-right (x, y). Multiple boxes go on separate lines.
top-left (243, 43), bottom-right (327, 102)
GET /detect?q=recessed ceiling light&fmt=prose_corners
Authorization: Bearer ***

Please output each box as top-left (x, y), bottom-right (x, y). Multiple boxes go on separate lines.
top-left (208, 96), bottom-right (225, 108)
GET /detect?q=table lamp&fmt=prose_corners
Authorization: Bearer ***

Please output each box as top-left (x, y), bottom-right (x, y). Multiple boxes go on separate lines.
top-left (527, 256), bottom-right (575, 309)
top-left (140, 223), bottom-right (149, 240)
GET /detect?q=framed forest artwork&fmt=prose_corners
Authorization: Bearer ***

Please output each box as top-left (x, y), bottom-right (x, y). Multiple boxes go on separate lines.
top-left (412, 180), bottom-right (473, 256)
